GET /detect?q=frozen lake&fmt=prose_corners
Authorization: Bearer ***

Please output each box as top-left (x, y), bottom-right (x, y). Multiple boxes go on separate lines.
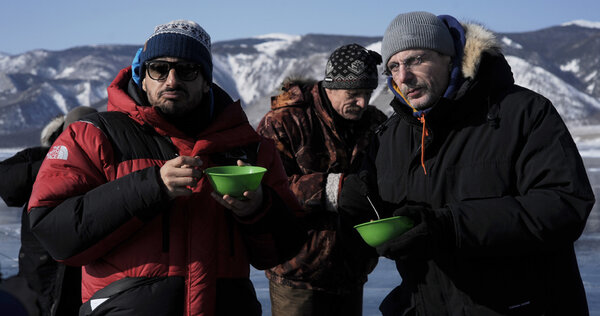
top-left (1, 148), bottom-right (599, 315)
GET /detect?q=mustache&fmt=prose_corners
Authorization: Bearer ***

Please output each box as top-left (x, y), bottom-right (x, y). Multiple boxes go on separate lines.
top-left (402, 85), bottom-right (419, 92)
top-left (159, 87), bottom-right (188, 96)
top-left (402, 83), bottom-right (423, 94)
top-left (346, 105), bottom-right (364, 112)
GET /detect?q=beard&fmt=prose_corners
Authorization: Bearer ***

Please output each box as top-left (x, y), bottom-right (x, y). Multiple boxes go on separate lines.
top-left (342, 105), bottom-right (365, 120)
top-left (151, 88), bottom-right (203, 118)
top-left (401, 84), bottom-right (435, 110)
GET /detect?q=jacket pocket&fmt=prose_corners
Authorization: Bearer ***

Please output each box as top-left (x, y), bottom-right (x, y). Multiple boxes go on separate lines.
top-left (79, 276), bottom-right (184, 316)
top-left (445, 160), bottom-right (512, 202)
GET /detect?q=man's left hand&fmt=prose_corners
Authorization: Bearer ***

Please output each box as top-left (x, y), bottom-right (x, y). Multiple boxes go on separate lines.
top-left (210, 160), bottom-right (264, 217)
top-left (376, 203), bottom-right (454, 261)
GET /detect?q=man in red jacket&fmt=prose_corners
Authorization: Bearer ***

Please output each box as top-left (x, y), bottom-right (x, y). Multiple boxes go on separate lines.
top-left (28, 19), bottom-right (304, 316)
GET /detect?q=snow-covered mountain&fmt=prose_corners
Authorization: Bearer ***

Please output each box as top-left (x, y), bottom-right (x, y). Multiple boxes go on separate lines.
top-left (212, 33), bottom-right (389, 126)
top-left (1, 21), bottom-right (599, 147)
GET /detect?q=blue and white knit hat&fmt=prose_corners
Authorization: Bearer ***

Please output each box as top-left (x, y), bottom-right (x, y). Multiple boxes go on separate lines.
top-left (140, 20), bottom-right (213, 83)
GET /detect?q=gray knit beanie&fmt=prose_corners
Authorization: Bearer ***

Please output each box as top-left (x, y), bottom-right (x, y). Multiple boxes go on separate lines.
top-left (381, 11), bottom-right (455, 67)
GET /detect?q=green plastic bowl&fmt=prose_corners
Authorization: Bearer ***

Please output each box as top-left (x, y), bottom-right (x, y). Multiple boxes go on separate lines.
top-left (204, 165), bottom-right (267, 198)
top-left (353, 216), bottom-right (414, 247)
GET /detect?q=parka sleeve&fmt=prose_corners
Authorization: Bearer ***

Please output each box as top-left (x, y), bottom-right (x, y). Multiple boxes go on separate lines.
top-left (236, 138), bottom-right (306, 269)
top-left (256, 110), bottom-right (331, 215)
top-left (448, 92), bottom-right (595, 255)
top-left (337, 140), bottom-right (384, 259)
top-left (27, 121), bottom-right (168, 266)
top-left (0, 147), bottom-right (48, 207)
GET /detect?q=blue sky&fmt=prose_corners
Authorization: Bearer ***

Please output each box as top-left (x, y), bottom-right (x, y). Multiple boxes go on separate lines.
top-left (1, 0), bottom-right (598, 55)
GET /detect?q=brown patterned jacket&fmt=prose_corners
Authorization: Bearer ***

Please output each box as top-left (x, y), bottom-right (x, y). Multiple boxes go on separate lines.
top-left (257, 79), bottom-right (387, 293)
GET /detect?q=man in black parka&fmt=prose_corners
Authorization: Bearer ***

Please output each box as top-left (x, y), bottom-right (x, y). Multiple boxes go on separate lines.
top-left (339, 11), bottom-right (594, 315)
top-left (0, 106), bottom-right (97, 316)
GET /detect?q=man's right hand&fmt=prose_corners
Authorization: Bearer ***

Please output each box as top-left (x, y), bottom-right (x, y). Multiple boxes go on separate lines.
top-left (160, 156), bottom-right (203, 199)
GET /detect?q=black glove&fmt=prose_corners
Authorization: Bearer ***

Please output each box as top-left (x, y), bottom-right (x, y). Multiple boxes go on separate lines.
top-left (376, 203), bottom-right (455, 261)
top-left (338, 170), bottom-right (380, 223)
top-left (337, 170), bottom-right (380, 258)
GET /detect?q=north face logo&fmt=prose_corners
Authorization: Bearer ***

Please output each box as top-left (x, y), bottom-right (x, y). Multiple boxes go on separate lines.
top-left (46, 145), bottom-right (69, 160)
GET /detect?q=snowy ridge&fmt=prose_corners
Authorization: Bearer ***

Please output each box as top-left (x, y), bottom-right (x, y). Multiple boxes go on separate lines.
top-left (1, 26), bottom-right (600, 146)
top-left (253, 33), bottom-right (301, 56)
top-left (507, 56), bottom-right (600, 122)
top-left (561, 20), bottom-right (600, 29)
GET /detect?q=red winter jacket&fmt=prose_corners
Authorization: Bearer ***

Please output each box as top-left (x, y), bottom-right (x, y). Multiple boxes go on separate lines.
top-left (28, 67), bottom-right (304, 315)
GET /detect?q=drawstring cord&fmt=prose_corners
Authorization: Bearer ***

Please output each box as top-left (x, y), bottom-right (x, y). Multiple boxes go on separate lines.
top-left (417, 115), bottom-right (428, 175)
top-left (392, 81), bottom-right (428, 175)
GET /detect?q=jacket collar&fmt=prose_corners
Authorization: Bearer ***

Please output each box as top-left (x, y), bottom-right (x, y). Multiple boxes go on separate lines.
top-left (106, 67), bottom-right (257, 149)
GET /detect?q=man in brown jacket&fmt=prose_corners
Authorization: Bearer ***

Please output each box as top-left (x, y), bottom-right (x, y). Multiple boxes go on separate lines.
top-left (257, 43), bottom-right (388, 315)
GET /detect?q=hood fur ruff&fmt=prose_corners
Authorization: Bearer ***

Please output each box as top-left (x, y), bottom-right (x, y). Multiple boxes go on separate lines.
top-left (278, 76), bottom-right (317, 90)
top-left (40, 115), bottom-right (65, 147)
top-left (460, 23), bottom-right (502, 79)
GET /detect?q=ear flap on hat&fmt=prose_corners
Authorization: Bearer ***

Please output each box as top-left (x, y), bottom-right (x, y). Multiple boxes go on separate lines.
top-left (131, 48), bottom-right (143, 86)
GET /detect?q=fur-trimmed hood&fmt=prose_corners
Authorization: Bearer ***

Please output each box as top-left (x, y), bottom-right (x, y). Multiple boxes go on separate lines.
top-left (269, 77), bottom-right (319, 110)
top-left (456, 21), bottom-right (515, 103)
top-left (278, 77), bottom-right (318, 92)
top-left (460, 23), bottom-right (502, 80)
top-left (40, 115), bottom-right (65, 147)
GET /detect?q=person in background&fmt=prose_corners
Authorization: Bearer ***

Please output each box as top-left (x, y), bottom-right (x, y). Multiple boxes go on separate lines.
top-left (0, 106), bottom-right (97, 316)
top-left (257, 43), bottom-right (387, 315)
top-left (338, 11), bottom-right (594, 315)
top-left (27, 20), bottom-right (305, 315)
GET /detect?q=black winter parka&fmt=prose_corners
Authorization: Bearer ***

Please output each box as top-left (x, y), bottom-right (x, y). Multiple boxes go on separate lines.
top-left (0, 146), bottom-right (81, 316)
top-left (340, 23), bottom-right (594, 315)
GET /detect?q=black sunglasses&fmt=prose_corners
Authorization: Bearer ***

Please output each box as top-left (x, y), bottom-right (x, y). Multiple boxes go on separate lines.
top-left (144, 61), bottom-right (202, 81)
